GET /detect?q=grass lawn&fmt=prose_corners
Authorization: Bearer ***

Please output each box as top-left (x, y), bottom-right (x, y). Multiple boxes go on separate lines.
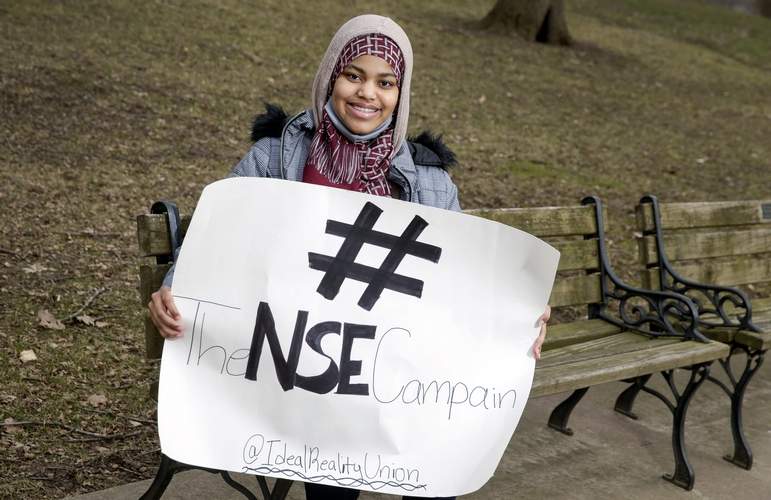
top-left (0, 0), bottom-right (769, 498)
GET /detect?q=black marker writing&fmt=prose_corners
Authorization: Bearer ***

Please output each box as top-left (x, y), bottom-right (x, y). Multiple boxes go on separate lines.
top-left (244, 302), bottom-right (375, 395)
top-left (308, 202), bottom-right (442, 310)
top-left (178, 298), bottom-right (518, 417)
top-left (372, 327), bottom-right (518, 419)
top-left (242, 434), bottom-right (426, 492)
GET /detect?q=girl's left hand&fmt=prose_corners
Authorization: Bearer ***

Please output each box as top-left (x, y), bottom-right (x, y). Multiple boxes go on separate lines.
top-left (533, 305), bottom-right (551, 360)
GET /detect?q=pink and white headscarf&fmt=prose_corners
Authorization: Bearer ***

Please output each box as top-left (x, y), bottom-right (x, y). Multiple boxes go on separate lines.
top-left (304, 33), bottom-right (406, 196)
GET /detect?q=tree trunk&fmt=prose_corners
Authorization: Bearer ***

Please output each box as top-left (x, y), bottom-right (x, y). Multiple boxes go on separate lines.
top-left (758, 0), bottom-right (771, 18)
top-left (480, 0), bottom-right (572, 46)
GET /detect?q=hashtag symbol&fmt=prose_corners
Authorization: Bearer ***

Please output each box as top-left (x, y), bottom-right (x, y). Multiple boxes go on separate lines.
top-left (308, 202), bottom-right (442, 311)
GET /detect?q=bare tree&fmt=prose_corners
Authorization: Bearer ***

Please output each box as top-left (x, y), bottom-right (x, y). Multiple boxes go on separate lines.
top-left (480, 0), bottom-right (572, 46)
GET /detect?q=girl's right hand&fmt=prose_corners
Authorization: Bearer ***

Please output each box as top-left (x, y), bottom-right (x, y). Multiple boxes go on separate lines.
top-left (148, 286), bottom-right (183, 338)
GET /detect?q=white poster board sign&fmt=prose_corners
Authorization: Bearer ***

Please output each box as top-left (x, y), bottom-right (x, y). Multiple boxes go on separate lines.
top-left (159, 178), bottom-right (559, 497)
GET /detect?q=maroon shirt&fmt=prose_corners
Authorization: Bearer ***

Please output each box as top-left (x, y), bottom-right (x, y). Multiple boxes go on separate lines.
top-left (302, 161), bottom-right (363, 191)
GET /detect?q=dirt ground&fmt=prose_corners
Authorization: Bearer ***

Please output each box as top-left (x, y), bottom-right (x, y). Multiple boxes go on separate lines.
top-left (1, 0), bottom-right (769, 498)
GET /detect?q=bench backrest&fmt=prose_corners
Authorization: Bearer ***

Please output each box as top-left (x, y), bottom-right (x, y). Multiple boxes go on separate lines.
top-left (636, 198), bottom-right (771, 290)
top-left (137, 213), bottom-right (192, 359)
top-left (137, 203), bottom-right (610, 359)
top-left (466, 205), bottom-right (606, 309)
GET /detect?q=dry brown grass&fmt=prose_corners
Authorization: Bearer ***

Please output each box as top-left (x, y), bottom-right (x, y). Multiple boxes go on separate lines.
top-left (1, 0), bottom-right (769, 498)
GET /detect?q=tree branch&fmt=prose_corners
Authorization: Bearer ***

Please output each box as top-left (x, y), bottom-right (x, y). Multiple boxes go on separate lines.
top-left (64, 286), bottom-right (108, 322)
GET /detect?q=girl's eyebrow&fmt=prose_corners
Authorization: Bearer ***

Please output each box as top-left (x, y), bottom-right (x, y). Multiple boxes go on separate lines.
top-left (347, 64), bottom-right (396, 79)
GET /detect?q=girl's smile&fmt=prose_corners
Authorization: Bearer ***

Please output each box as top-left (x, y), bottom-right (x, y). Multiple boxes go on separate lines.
top-left (332, 54), bottom-right (399, 135)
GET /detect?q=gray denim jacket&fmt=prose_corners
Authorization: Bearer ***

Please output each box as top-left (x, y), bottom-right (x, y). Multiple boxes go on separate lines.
top-left (163, 109), bottom-right (460, 287)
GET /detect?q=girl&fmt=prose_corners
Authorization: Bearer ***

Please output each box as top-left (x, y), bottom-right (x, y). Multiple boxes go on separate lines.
top-left (148, 14), bottom-right (549, 500)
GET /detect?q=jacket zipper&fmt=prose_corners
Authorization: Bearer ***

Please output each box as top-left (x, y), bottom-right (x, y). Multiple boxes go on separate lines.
top-left (389, 163), bottom-right (413, 201)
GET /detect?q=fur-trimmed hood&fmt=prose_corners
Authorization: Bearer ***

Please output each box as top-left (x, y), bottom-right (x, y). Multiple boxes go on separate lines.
top-left (250, 103), bottom-right (457, 170)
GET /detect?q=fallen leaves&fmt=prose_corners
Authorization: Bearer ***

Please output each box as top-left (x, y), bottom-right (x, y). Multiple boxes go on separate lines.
top-left (19, 350), bottom-right (37, 363)
top-left (87, 394), bottom-right (108, 407)
top-left (22, 263), bottom-right (48, 274)
top-left (75, 314), bottom-right (109, 328)
top-left (0, 394), bottom-right (16, 404)
top-left (37, 309), bottom-right (65, 330)
top-left (36, 309), bottom-right (109, 330)
top-left (3, 418), bottom-right (23, 434)
top-left (76, 314), bottom-right (95, 325)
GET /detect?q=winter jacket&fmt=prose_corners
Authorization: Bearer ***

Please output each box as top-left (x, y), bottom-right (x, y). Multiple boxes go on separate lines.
top-left (162, 105), bottom-right (460, 287)
top-left (234, 105), bottom-right (460, 210)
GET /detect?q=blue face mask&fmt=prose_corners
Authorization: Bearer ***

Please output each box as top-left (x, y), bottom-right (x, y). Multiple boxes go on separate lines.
top-left (325, 99), bottom-right (393, 143)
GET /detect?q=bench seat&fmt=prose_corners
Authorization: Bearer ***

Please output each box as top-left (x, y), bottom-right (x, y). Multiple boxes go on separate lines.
top-left (701, 327), bottom-right (771, 351)
top-left (534, 332), bottom-right (728, 397)
top-left (541, 318), bottom-right (621, 350)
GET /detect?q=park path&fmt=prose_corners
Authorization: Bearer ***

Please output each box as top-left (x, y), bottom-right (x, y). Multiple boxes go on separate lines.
top-left (65, 358), bottom-right (771, 500)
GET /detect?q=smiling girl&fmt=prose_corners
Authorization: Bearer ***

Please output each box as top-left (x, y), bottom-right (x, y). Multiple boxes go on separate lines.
top-left (148, 14), bottom-right (549, 500)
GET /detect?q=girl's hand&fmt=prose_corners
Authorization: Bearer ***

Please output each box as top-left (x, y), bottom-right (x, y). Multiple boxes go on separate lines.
top-left (148, 286), bottom-right (183, 338)
top-left (533, 305), bottom-right (551, 360)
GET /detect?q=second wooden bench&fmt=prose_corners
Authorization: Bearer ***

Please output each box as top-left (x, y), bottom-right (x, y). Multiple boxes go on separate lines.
top-left (631, 195), bottom-right (770, 470)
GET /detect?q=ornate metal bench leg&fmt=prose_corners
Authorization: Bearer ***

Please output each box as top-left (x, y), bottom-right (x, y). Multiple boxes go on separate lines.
top-left (220, 472), bottom-right (258, 500)
top-left (722, 348), bottom-right (765, 470)
top-left (255, 476), bottom-right (293, 500)
top-left (256, 476), bottom-right (272, 499)
top-left (631, 364), bottom-right (710, 490)
top-left (140, 454), bottom-right (186, 500)
top-left (548, 387), bottom-right (589, 436)
top-left (141, 453), bottom-right (275, 499)
top-left (614, 374), bottom-right (652, 419)
top-left (663, 364), bottom-right (709, 490)
top-left (270, 479), bottom-right (294, 499)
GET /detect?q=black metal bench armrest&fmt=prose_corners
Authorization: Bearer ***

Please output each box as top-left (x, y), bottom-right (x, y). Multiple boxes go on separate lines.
top-left (583, 196), bottom-right (707, 342)
top-left (640, 194), bottom-right (760, 333)
top-left (150, 200), bottom-right (182, 265)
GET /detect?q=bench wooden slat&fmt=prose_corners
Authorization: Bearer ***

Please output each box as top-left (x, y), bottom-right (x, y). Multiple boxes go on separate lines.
top-left (551, 239), bottom-right (598, 271)
top-left (144, 314), bottom-right (165, 360)
top-left (643, 254), bottom-right (771, 288)
top-left (551, 238), bottom-right (634, 273)
top-left (140, 264), bottom-right (172, 359)
top-left (466, 205), bottom-right (600, 237)
top-left (752, 297), bottom-right (771, 313)
top-left (735, 330), bottom-right (771, 350)
top-left (531, 339), bottom-right (729, 397)
top-left (637, 200), bottom-right (771, 232)
top-left (548, 273), bottom-right (601, 307)
top-left (639, 229), bottom-right (771, 265)
top-left (540, 331), bottom-right (678, 366)
top-left (701, 327), bottom-right (770, 351)
top-left (139, 264), bottom-right (172, 303)
top-left (136, 214), bottom-right (192, 257)
top-left (543, 319), bottom-right (622, 350)
top-left (751, 306), bottom-right (771, 330)
top-left (610, 238), bottom-right (638, 260)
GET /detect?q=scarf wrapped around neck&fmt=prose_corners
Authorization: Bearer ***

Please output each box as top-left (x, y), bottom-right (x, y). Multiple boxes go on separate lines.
top-left (304, 28), bottom-right (408, 196)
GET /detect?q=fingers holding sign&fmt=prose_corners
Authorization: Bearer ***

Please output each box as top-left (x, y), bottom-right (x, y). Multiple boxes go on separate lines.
top-left (533, 305), bottom-right (551, 360)
top-left (148, 286), bottom-right (183, 339)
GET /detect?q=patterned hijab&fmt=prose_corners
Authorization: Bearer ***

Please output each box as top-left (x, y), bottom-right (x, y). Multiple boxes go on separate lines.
top-left (304, 33), bottom-right (405, 196)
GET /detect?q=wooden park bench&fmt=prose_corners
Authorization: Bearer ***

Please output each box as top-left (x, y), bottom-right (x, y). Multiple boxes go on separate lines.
top-left (625, 195), bottom-right (770, 470)
top-left (135, 195), bottom-right (729, 498)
